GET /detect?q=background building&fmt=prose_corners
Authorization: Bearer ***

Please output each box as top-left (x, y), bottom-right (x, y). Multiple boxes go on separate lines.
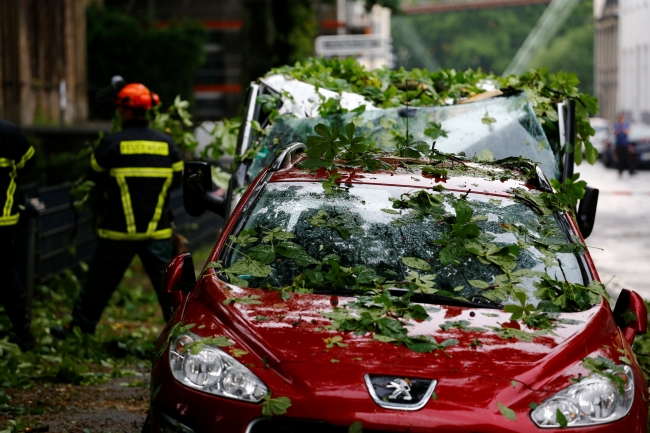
top-left (315, 0), bottom-right (394, 70)
top-left (617, 0), bottom-right (650, 123)
top-left (152, 0), bottom-right (243, 120)
top-left (594, 0), bottom-right (618, 122)
top-left (595, 0), bottom-right (650, 123)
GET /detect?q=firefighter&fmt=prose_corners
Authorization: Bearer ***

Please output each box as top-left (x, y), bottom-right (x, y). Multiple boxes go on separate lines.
top-left (0, 119), bottom-right (36, 350)
top-left (51, 81), bottom-right (183, 338)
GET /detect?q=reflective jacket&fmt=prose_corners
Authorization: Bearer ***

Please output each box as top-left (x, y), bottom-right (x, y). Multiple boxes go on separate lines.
top-left (89, 120), bottom-right (183, 241)
top-left (0, 120), bottom-right (35, 226)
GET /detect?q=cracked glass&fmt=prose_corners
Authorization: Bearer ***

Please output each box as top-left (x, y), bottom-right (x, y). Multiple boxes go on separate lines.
top-left (248, 92), bottom-right (558, 181)
top-left (226, 182), bottom-right (584, 307)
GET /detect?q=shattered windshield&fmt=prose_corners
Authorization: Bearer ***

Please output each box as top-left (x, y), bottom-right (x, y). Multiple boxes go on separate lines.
top-left (249, 92), bottom-right (559, 181)
top-left (224, 182), bottom-right (586, 308)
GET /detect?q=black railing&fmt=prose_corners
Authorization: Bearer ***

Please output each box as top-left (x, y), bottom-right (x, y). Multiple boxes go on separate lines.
top-left (17, 183), bottom-right (223, 288)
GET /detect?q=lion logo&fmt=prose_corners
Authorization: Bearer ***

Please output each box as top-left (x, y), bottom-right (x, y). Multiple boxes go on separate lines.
top-left (386, 378), bottom-right (412, 401)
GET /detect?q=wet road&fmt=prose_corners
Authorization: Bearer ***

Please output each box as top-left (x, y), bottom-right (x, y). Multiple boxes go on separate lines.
top-left (578, 161), bottom-right (650, 301)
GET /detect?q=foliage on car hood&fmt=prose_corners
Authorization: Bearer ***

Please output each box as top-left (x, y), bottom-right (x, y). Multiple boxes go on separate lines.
top-left (183, 276), bottom-right (625, 393)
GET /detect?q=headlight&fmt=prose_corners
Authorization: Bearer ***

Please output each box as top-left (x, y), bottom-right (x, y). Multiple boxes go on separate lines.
top-left (531, 365), bottom-right (634, 427)
top-left (169, 332), bottom-right (268, 402)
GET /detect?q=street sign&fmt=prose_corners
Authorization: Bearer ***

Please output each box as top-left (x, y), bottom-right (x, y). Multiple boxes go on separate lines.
top-left (315, 34), bottom-right (390, 57)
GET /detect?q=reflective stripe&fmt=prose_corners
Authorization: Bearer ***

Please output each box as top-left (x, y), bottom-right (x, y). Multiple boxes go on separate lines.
top-left (107, 166), bottom-right (176, 239)
top-left (90, 153), bottom-right (105, 172)
top-left (172, 160), bottom-right (184, 172)
top-left (4, 171), bottom-right (17, 217)
top-left (0, 213), bottom-right (20, 226)
top-left (2, 162), bottom-right (17, 217)
top-left (120, 140), bottom-right (169, 156)
top-left (0, 146), bottom-right (35, 220)
top-left (16, 146), bottom-right (35, 169)
top-left (110, 167), bottom-right (173, 177)
top-left (115, 174), bottom-right (136, 234)
top-left (97, 228), bottom-right (173, 240)
top-left (147, 174), bottom-right (174, 234)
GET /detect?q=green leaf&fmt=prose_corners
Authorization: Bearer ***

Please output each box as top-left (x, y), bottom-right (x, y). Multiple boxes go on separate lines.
top-left (229, 275), bottom-right (250, 287)
top-left (482, 113), bottom-right (497, 125)
top-left (261, 227), bottom-right (295, 243)
top-left (228, 259), bottom-right (272, 278)
top-left (621, 309), bottom-right (638, 325)
top-left (401, 256), bottom-right (431, 271)
top-left (473, 149), bottom-right (495, 162)
top-left (556, 408), bottom-right (568, 427)
top-left (322, 171), bottom-right (342, 195)
top-left (452, 200), bottom-right (474, 224)
top-left (497, 402), bottom-right (517, 421)
top-left (468, 280), bottom-right (490, 289)
top-left (420, 166), bottom-right (448, 177)
top-left (201, 336), bottom-right (235, 347)
top-left (223, 295), bottom-right (263, 305)
top-left (324, 336), bottom-right (348, 348)
top-left (348, 421), bottom-right (363, 433)
top-left (248, 245), bottom-right (276, 265)
top-left (372, 333), bottom-right (397, 342)
top-left (586, 281), bottom-right (610, 302)
top-left (229, 348), bottom-right (248, 357)
top-left (262, 394), bottom-right (292, 416)
top-left (581, 356), bottom-right (626, 394)
top-left (275, 242), bottom-right (307, 259)
top-left (424, 121), bottom-right (448, 140)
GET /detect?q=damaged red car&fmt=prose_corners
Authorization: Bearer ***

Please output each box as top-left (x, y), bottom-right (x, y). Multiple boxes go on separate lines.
top-left (145, 131), bottom-right (648, 432)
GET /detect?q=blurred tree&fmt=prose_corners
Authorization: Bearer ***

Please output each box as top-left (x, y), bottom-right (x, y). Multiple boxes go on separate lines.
top-left (530, 2), bottom-right (594, 94)
top-left (241, 0), bottom-right (318, 86)
top-left (86, 4), bottom-right (207, 119)
top-left (392, 0), bottom-right (593, 92)
top-left (392, 6), bottom-right (546, 74)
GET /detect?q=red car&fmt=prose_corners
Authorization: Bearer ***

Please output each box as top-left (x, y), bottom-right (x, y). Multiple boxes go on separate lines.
top-left (147, 143), bottom-right (648, 433)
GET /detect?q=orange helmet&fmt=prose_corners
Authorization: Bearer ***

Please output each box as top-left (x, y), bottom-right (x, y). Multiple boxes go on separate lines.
top-left (115, 83), bottom-right (160, 110)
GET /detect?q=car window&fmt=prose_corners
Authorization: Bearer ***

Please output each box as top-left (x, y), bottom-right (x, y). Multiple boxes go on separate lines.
top-left (226, 182), bottom-right (584, 308)
top-left (248, 92), bottom-right (559, 181)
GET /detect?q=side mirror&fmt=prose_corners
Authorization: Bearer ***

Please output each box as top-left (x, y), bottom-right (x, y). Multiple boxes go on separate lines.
top-left (163, 253), bottom-right (197, 311)
top-left (577, 186), bottom-right (599, 239)
top-left (183, 161), bottom-right (227, 218)
top-left (613, 289), bottom-right (648, 345)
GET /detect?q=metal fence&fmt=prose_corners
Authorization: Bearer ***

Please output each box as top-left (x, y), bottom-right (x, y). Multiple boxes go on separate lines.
top-left (17, 182), bottom-right (223, 287)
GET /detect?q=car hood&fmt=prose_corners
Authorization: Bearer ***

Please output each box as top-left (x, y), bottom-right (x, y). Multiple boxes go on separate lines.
top-left (183, 275), bottom-right (625, 392)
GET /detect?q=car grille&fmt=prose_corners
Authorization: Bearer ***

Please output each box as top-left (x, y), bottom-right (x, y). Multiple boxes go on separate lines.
top-left (246, 418), bottom-right (388, 433)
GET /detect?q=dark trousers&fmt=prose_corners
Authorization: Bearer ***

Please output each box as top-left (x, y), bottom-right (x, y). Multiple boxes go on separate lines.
top-left (616, 146), bottom-right (635, 175)
top-left (70, 237), bottom-right (174, 333)
top-left (0, 226), bottom-right (31, 338)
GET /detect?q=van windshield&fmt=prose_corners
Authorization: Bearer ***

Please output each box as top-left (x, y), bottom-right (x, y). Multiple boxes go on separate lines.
top-left (225, 182), bottom-right (586, 309)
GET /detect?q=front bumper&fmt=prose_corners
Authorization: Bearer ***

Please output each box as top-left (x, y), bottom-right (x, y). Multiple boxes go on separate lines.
top-left (150, 364), bottom-right (648, 433)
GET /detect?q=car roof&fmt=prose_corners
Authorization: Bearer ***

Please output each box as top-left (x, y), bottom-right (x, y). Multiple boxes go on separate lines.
top-left (269, 156), bottom-right (539, 197)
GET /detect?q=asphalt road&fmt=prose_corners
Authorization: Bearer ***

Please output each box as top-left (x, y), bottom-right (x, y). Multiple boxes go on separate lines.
top-left (578, 160), bottom-right (650, 302)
